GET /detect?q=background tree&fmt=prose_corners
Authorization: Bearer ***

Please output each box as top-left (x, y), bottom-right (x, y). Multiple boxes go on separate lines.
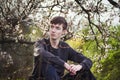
top-left (0, 0), bottom-right (42, 79)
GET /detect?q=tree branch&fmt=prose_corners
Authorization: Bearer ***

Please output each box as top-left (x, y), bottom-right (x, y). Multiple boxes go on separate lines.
top-left (108, 0), bottom-right (120, 8)
top-left (75, 0), bottom-right (102, 48)
top-left (0, 39), bottom-right (35, 45)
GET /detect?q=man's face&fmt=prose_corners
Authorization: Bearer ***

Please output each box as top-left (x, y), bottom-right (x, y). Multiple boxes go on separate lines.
top-left (49, 23), bottom-right (64, 40)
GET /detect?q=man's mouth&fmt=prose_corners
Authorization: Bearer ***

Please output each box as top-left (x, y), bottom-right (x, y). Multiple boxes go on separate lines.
top-left (51, 34), bottom-right (56, 36)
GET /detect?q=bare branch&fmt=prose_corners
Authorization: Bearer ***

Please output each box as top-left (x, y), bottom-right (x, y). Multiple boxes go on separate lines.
top-left (0, 39), bottom-right (34, 45)
top-left (0, 6), bottom-right (6, 18)
top-left (75, 0), bottom-right (103, 47)
top-left (108, 0), bottom-right (120, 8)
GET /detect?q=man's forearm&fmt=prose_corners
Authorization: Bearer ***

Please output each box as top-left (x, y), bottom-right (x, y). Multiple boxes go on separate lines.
top-left (34, 45), bottom-right (65, 67)
top-left (80, 58), bottom-right (92, 70)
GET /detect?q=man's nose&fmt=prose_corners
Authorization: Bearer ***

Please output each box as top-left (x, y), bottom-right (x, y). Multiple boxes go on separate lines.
top-left (51, 28), bottom-right (56, 32)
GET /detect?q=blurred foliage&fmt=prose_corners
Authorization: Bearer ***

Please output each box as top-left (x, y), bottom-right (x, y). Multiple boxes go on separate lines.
top-left (24, 26), bottom-right (43, 41)
top-left (0, 43), bottom-right (34, 80)
top-left (67, 25), bottom-right (120, 80)
top-left (97, 26), bottom-right (120, 80)
top-left (66, 38), bottom-right (84, 50)
top-left (0, 22), bottom-right (43, 79)
top-left (99, 50), bottom-right (120, 80)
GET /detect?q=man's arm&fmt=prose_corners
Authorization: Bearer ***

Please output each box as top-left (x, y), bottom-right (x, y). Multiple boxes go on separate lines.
top-left (66, 46), bottom-right (93, 75)
top-left (34, 39), bottom-right (70, 70)
top-left (68, 45), bottom-right (92, 70)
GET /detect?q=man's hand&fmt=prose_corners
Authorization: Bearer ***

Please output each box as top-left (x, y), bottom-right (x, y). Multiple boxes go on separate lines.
top-left (64, 63), bottom-right (71, 71)
top-left (64, 63), bottom-right (83, 75)
top-left (69, 64), bottom-right (83, 75)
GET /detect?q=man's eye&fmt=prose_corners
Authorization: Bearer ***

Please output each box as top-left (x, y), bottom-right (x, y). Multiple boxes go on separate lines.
top-left (56, 27), bottom-right (61, 30)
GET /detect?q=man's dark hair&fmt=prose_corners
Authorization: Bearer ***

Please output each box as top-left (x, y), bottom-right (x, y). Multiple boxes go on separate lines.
top-left (50, 16), bottom-right (67, 30)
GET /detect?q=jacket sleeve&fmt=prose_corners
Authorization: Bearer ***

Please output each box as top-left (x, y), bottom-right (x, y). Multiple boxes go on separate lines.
top-left (34, 39), bottom-right (65, 67)
top-left (68, 45), bottom-right (92, 70)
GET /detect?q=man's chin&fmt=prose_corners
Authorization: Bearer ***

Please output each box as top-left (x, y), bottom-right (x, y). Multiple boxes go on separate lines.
top-left (51, 37), bottom-right (57, 40)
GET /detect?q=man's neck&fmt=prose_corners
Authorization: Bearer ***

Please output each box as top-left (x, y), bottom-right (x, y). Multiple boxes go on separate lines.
top-left (50, 38), bottom-right (60, 49)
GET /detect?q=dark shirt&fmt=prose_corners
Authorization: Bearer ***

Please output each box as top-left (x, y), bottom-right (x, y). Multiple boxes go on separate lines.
top-left (33, 38), bottom-right (92, 77)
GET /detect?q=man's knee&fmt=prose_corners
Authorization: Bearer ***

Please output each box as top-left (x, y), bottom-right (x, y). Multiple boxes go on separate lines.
top-left (75, 70), bottom-right (96, 80)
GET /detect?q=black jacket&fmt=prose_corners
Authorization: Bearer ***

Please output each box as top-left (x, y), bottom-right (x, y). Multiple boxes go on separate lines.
top-left (32, 38), bottom-right (92, 77)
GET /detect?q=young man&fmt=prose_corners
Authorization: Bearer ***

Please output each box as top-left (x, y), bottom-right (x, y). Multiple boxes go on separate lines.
top-left (29, 16), bottom-right (96, 80)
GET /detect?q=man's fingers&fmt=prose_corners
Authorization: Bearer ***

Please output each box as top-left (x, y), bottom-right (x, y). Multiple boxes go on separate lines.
top-left (69, 65), bottom-right (77, 75)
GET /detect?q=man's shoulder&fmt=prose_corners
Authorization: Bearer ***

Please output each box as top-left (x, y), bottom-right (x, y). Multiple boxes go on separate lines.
top-left (35, 38), bottom-right (49, 45)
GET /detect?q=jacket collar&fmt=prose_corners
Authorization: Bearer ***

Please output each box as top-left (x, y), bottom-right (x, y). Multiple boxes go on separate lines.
top-left (44, 38), bottom-right (69, 48)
